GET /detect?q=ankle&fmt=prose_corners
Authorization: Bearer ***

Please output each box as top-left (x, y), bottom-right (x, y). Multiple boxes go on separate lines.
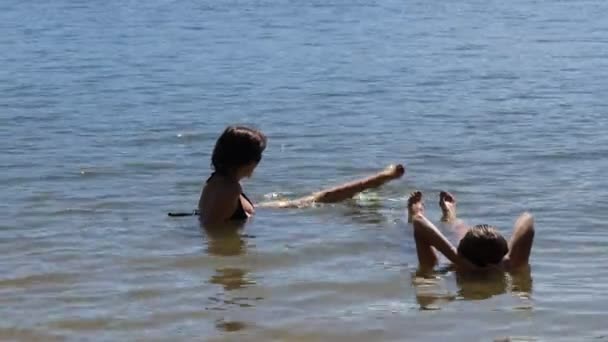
top-left (440, 213), bottom-right (456, 223)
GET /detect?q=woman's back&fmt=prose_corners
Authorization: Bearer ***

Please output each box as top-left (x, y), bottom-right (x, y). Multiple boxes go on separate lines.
top-left (199, 173), bottom-right (254, 224)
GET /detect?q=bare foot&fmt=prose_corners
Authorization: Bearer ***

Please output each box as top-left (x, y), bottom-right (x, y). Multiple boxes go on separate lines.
top-left (383, 164), bottom-right (406, 180)
top-left (439, 191), bottom-right (457, 223)
top-left (407, 191), bottom-right (424, 223)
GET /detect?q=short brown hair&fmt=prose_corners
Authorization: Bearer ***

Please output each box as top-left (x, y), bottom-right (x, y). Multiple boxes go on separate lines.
top-left (211, 126), bottom-right (267, 175)
top-left (457, 225), bottom-right (508, 267)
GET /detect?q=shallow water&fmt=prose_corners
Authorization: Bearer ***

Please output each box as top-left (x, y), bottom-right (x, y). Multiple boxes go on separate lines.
top-left (2, 0), bottom-right (608, 340)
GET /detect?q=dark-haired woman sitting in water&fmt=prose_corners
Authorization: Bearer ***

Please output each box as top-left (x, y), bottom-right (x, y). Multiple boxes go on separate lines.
top-left (199, 125), bottom-right (405, 225)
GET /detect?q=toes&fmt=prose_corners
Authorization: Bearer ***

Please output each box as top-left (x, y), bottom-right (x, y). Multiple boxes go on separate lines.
top-left (394, 164), bottom-right (405, 176)
top-left (407, 191), bottom-right (422, 207)
top-left (439, 191), bottom-right (455, 203)
top-left (386, 164), bottom-right (406, 178)
top-left (445, 192), bottom-right (455, 203)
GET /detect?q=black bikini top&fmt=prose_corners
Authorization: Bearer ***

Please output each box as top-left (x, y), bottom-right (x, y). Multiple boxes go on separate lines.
top-left (232, 192), bottom-right (253, 220)
top-left (207, 173), bottom-right (253, 220)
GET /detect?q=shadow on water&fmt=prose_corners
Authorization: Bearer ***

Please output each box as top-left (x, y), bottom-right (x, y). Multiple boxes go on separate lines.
top-left (202, 221), bottom-right (254, 292)
top-left (341, 198), bottom-right (388, 225)
top-left (329, 191), bottom-right (397, 226)
top-left (413, 267), bottom-right (533, 310)
top-left (200, 220), bottom-right (258, 333)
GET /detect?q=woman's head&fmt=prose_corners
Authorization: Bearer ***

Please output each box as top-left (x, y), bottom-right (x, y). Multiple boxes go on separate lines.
top-left (457, 224), bottom-right (509, 267)
top-left (211, 126), bottom-right (267, 179)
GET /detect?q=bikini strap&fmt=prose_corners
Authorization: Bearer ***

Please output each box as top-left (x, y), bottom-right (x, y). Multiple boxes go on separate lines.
top-left (241, 192), bottom-right (254, 207)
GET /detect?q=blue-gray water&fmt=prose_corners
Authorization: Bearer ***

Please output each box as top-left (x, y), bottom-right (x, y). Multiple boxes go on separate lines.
top-left (2, 0), bottom-right (608, 340)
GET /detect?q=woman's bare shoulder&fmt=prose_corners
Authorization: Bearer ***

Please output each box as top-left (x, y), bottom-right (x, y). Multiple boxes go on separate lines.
top-left (200, 176), bottom-right (242, 211)
top-left (205, 175), bottom-right (242, 195)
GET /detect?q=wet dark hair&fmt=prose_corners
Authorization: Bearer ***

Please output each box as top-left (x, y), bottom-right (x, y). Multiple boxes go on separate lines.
top-left (457, 224), bottom-right (509, 267)
top-left (211, 126), bottom-right (267, 176)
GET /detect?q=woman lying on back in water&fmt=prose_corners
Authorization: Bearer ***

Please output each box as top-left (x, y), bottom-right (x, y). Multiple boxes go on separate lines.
top-left (406, 191), bottom-right (535, 273)
top-left (198, 125), bottom-right (405, 225)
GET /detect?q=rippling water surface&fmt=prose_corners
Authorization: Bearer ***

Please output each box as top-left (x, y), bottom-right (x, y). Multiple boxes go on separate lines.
top-left (2, 0), bottom-right (608, 340)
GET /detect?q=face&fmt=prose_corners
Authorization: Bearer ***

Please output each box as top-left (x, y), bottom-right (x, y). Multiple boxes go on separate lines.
top-left (237, 161), bottom-right (258, 180)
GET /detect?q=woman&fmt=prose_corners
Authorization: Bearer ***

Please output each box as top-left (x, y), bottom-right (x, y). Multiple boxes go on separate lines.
top-left (199, 125), bottom-right (405, 225)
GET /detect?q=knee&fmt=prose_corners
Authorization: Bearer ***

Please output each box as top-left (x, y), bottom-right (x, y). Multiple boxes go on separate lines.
top-left (312, 191), bottom-right (330, 203)
top-left (518, 212), bottom-right (535, 238)
top-left (519, 212), bottom-right (534, 225)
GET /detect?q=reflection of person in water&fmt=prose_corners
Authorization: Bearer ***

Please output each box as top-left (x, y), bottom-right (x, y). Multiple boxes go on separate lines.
top-left (456, 266), bottom-right (533, 300)
top-left (203, 225), bottom-right (253, 333)
top-left (204, 225), bottom-right (253, 291)
top-left (455, 269), bottom-right (509, 300)
top-left (204, 224), bottom-right (247, 257)
top-left (414, 268), bottom-right (532, 308)
top-left (198, 125), bottom-right (405, 226)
